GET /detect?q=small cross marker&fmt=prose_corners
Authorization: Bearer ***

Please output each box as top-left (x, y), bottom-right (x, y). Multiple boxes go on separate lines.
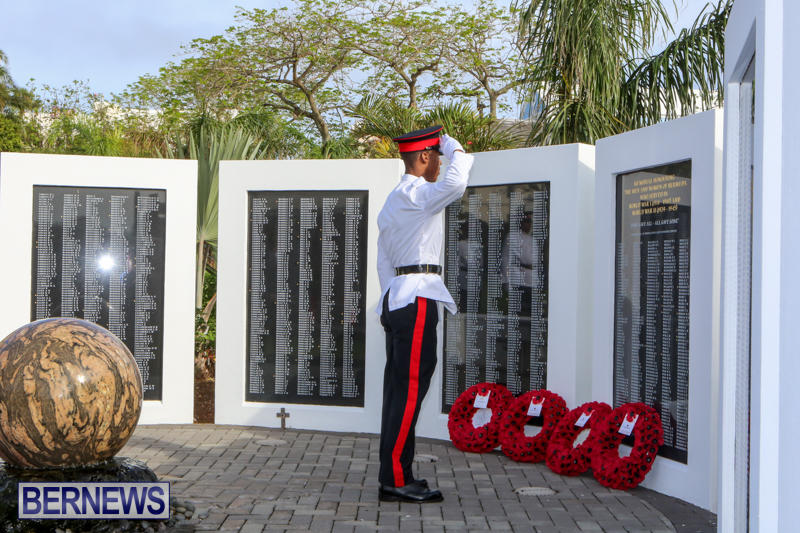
top-left (277, 407), bottom-right (290, 430)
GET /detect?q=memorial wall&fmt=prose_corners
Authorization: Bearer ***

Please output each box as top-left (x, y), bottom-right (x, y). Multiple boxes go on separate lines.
top-left (215, 149), bottom-right (593, 440)
top-left (215, 159), bottom-right (401, 434)
top-left (217, 151), bottom-right (591, 439)
top-left (442, 182), bottom-right (550, 412)
top-left (592, 110), bottom-right (722, 510)
top-left (31, 186), bottom-right (167, 401)
top-left (246, 190), bottom-right (368, 406)
top-left (0, 153), bottom-right (197, 424)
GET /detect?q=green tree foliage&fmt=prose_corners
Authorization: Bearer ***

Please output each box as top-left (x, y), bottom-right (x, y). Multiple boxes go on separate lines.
top-left (228, 111), bottom-right (312, 159)
top-left (442, 0), bottom-right (530, 119)
top-left (349, 95), bottom-right (526, 158)
top-left (0, 115), bottom-right (24, 151)
top-left (26, 81), bottom-right (160, 157)
top-left (517, 0), bottom-right (731, 145)
top-left (144, 0), bottom-right (362, 150)
top-left (0, 50), bottom-right (35, 115)
top-left (620, 0), bottom-right (731, 129)
top-left (0, 50), bottom-right (8, 85)
top-left (121, 0), bottom-right (528, 152)
top-left (117, 59), bottom-right (227, 136)
top-left (344, 0), bottom-right (448, 109)
top-left (8, 0), bottom-right (732, 157)
top-left (0, 49), bottom-right (37, 151)
top-left (194, 267), bottom-right (217, 378)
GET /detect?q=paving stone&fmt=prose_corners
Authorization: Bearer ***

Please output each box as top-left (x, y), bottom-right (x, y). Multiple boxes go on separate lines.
top-left (288, 513), bottom-right (313, 528)
top-left (240, 522), bottom-right (266, 533)
top-left (268, 510), bottom-right (293, 525)
top-left (219, 517), bottom-right (245, 529)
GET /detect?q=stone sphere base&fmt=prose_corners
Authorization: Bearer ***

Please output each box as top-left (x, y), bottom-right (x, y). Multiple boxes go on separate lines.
top-left (0, 457), bottom-right (173, 533)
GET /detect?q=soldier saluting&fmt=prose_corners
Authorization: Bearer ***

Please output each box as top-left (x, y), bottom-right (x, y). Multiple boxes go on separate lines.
top-left (376, 126), bottom-right (473, 503)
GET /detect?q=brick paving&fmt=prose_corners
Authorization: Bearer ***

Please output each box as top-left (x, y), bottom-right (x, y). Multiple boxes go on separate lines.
top-left (121, 425), bottom-right (714, 533)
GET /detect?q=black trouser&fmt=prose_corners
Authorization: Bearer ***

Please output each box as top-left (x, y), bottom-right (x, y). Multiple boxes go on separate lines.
top-left (379, 294), bottom-right (439, 487)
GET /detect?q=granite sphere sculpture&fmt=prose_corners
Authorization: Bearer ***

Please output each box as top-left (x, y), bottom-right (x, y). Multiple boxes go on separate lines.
top-left (0, 318), bottom-right (143, 468)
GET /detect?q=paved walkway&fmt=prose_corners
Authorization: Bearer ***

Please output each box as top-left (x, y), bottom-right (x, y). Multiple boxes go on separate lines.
top-left (121, 425), bottom-right (716, 533)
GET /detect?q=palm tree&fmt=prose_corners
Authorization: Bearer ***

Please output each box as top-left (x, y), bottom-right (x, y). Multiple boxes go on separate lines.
top-left (517, 0), bottom-right (731, 145)
top-left (1, 49), bottom-right (38, 152)
top-left (165, 119), bottom-right (290, 384)
top-left (0, 50), bottom-right (10, 86)
top-left (164, 121), bottom-right (270, 311)
top-left (0, 49), bottom-right (35, 116)
top-left (620, 1), bottom-right (730, 129)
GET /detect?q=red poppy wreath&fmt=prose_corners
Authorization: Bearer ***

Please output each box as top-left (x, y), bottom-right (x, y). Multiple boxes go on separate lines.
top-left (545, 401), bottom-right (612, 476)
top-left (499, 389), bottom-right (567, 463)
top-left (590, 402), bottom-right (664, 490)
top-left (448, 382), bottom-right (513, 453)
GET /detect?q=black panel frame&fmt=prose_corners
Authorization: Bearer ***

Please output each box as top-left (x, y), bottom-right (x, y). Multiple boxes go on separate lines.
top-left (245, 190), bottom-right (368, 407)
top-left (31, 185), bottom-right (167, 401)
top-left (442, 182), bottom-right (550, 413)
top-left (613, 160), bottom-right (692, 464)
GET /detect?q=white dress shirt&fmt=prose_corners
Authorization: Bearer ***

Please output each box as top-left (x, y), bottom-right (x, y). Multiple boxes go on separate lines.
top-left (376, 151), bottom-right (474, 314)
top-left (501, 230), bottom-right (540, 288)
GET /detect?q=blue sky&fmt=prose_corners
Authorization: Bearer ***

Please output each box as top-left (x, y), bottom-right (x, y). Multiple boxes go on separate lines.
top-left (0, 0), bottom-right (714, 98)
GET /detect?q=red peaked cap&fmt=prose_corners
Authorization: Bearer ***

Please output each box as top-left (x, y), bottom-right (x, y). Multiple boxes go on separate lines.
top-left (392, 125), bottom-right (443, 153)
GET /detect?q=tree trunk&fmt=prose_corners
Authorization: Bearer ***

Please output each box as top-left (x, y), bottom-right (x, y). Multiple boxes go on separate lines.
top-left (408, 81), bottom-right (417, 109)
top-left (195, 239), bottom-right (206, 309)
top-left (308, 99), bottom-right (331, 150)
top-left (317, 119), bottom-right (331, 145)
top-left (489, 94), bottom-right (498, 119)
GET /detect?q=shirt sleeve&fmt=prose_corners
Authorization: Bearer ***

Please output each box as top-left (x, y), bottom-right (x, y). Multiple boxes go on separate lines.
top-left (413, 151), bottom-right (474, 214)
top-left (376, 232), bottom-right (394, 295)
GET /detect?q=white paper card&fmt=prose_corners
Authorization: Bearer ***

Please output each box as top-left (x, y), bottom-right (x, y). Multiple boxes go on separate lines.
top-left (618, 413), bottom-right (639, 436)
top-left (527, 398), bottom-right (544, 417)
top-left (472, 408), bottom-right (492, 428)
top-left (575, 411), bottom-right (592, 427)
top-left (473, 392), bottom-right (490, 409)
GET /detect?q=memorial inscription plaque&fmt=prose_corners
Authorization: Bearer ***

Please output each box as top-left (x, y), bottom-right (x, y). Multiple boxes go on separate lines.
top-left (246, 190), bottom-right (368, 406)
top-left (613, 160), bottom-right (691, 463)
top-left (442, 182), bottom-right (550, 413)
top-left (31, 186), bottom-right (167, 401)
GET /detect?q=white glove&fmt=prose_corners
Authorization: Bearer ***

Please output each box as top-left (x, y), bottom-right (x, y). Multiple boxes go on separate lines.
top-left (440, 134), bottom-right (464, 160)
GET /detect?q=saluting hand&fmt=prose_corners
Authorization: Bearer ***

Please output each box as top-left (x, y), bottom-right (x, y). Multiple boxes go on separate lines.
top-left (440, 134), bottom-right (464, 160)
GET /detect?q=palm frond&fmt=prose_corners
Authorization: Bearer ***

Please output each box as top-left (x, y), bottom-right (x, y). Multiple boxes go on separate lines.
top-left (348, 96), bottom-right (526, 155)
top-left (620, 0), bottom-right (731, 129)
top-left (192, 125), bottom-right (267, 245)
top-left (529, 98), bottom-right (627, 146)
top-left (516, 0), bottom-right (674, 144)
top-left (349, 95), bottom-right (424, 141)
top-left (424, 103), bottom-right (526, 152)
top-left (0, 50), bottom-right (11, 85)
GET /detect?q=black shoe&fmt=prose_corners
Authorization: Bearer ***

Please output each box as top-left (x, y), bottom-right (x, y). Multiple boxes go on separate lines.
top-left (411, 478), bottom-right (429, 488)
top-left (379, 483), bottom-right (443, 503)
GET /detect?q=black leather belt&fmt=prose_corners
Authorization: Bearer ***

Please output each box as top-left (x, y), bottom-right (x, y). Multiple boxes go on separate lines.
top-left (395, 264), bottom-right (442, 275)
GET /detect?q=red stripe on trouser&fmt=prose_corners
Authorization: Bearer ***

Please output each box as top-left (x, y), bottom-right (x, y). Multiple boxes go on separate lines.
top-left (391, 297), bottom-right (427, 487)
